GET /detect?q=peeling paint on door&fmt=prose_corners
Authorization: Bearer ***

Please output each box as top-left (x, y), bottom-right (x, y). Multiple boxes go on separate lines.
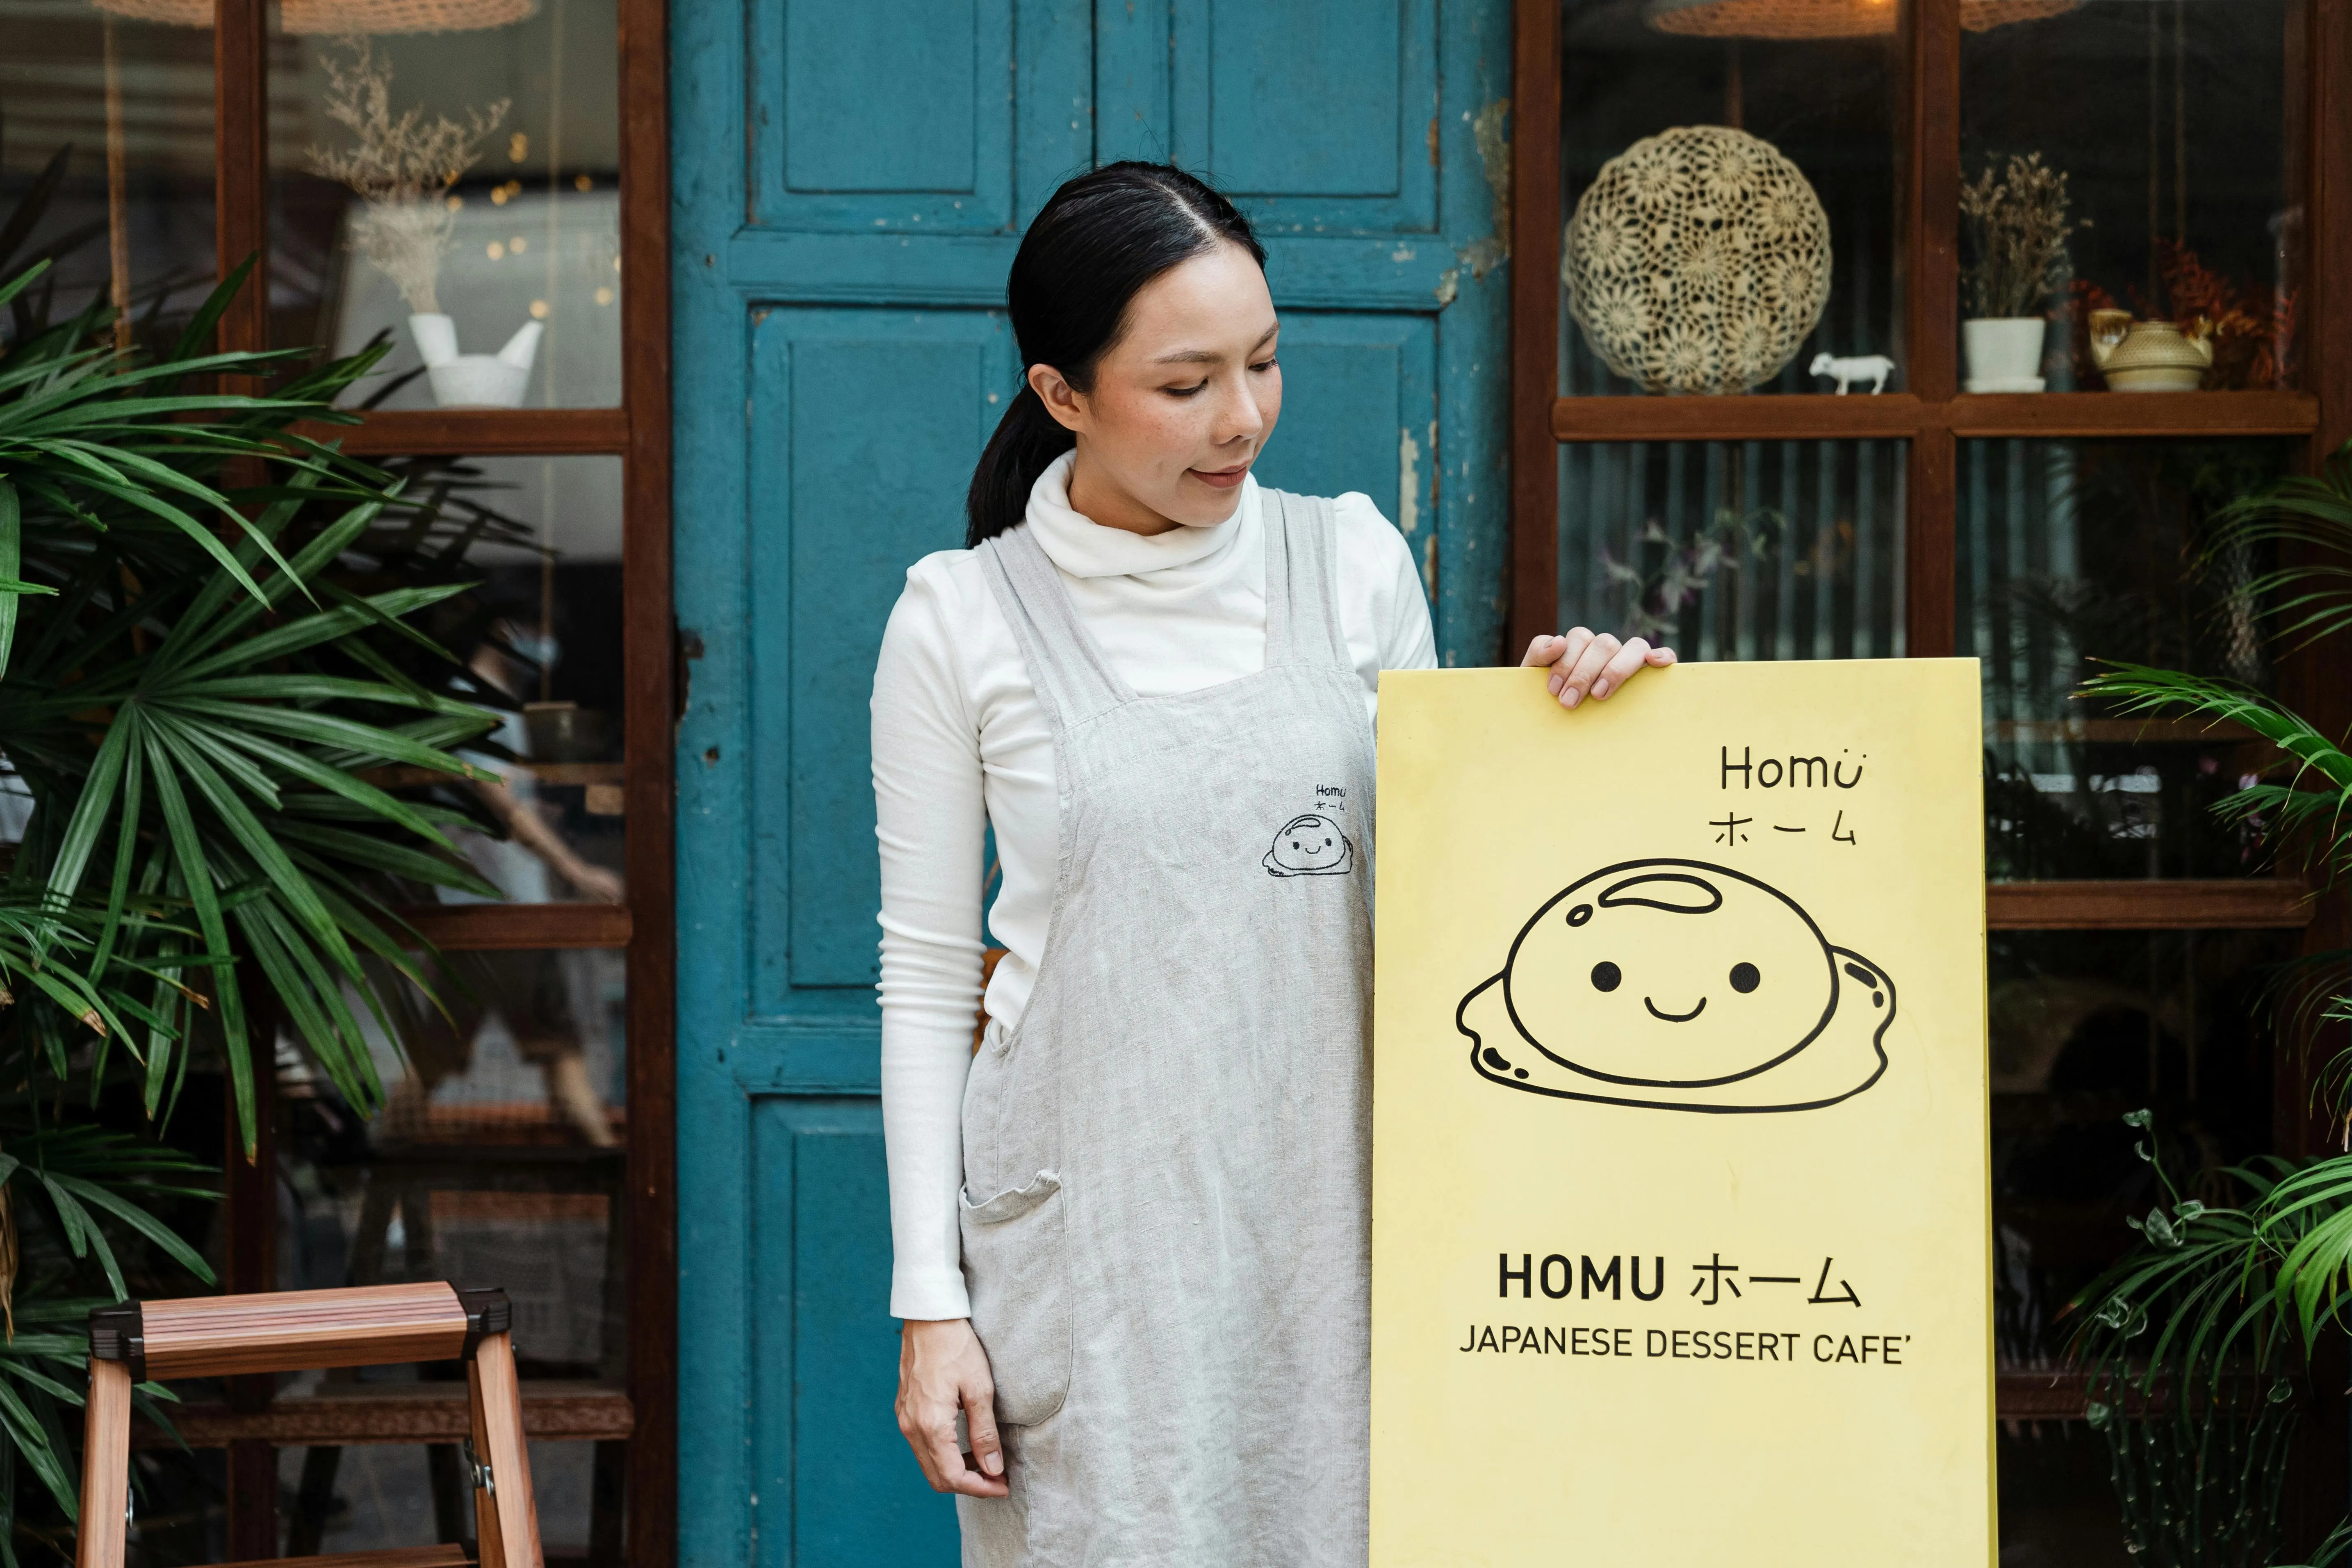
top-left (1453, 96), bottom-right (1514, 282)
top-left (1398, 426), bottom-right (1422, 535)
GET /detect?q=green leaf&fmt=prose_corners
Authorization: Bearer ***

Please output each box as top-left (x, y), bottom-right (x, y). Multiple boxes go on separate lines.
top-left (44, 1174), bottom-right (214, 1285)
top-left (141, 729), bottom-right (251, 1146)
top-left (0, 477), bottom-right (18, 680)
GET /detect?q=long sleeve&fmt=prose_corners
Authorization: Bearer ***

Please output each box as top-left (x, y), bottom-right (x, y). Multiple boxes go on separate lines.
top-left (872, 564), bottom-right (988, 1320)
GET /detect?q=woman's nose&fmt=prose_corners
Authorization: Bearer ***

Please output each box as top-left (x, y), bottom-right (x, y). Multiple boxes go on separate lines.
top-left (1214, 376), bottom-right (1265, 445)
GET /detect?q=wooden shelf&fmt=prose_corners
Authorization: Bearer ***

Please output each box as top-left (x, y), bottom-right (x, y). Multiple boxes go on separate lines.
top-left (1986, 879), bottom-right (2314, 931)
top-left (1554, 393), bottom-right (1924, 442)
top-left (1997, 1367), bottom-right (2093, 1420)
top-left (294, 407), bottom-right (630, 457)
top-left (1988, 717), bottom-right (2259, 745)
top-left (393, 903), bottom-right (633, 950)
top-left (1552, 390), bottom-right (2319, 444)
top-left (1947, 390), bottom-right (2318, 438)
top-left (136, 1381), bottom-right (632, 1447)
top-left (1994, 1365), bottom-right (2291, 1421)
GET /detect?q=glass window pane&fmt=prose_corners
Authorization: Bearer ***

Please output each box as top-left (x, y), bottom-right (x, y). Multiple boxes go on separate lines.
top-left (360, 454), bottom-right (628, 902)
top-left (281, 944), bottom-right (629, 1351)
top-left (0, 2), bottom-right (216, 346)
top-left (1960, 1), bottom-right (2297, 392)
top-left (275, 1438), bottom-right (620, 1562)
top-left (267, 0), bottom-right (622, 407)
top-left (1558, 0), bottom-right (1903, 397)
top-left (1959, 438), bottom-right (2290, 879)
top-left (1557, 438), bottom-right (1907, 658)
top-left (1989, 925), bottom-right (2286, 1563)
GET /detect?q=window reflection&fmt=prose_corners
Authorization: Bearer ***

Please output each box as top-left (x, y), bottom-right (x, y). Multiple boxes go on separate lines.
top-left (1962, 0), bottom-right (2297, 392)
top-left (0, 1), bottom-right (217, 347)
top-left (1988, 927), bottom-right (2279, 1373)
top-left (1960, 438), bottom-right (2288, 880)
top-left (1557, 438), bottom-right (1907, 659)
top-left (267, 0), bottom-right (622, 406)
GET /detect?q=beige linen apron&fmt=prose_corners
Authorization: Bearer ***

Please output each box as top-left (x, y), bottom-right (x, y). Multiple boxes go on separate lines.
top-left (956, 490), bottom-right (1375, 1566)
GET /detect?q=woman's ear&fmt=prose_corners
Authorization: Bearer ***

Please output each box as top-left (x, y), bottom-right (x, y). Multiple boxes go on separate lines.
top-left (1027, 363), bottom-right (1088, 435)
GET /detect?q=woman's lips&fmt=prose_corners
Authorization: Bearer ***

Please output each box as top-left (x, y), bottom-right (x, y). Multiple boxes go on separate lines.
top-left (1189, 461), bottom-right (1251, 490)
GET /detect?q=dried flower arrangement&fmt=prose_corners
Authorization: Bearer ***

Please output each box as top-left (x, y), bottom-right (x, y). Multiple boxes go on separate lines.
top-left (307, 37), bottom-right (509, 316)
top-left (2071, 241), bottom-right (2299, 391)
top-left (1958, 153), bottom-right (2088, 319)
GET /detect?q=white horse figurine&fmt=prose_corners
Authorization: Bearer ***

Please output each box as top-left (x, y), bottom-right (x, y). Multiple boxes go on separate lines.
top-left (1809, 352), bottom-right (1896, 394)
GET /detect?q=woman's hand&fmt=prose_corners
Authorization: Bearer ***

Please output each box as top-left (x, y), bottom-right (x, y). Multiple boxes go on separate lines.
top-left (896, 1318), bottom-right (1010, 1497)
top-left (1520, 629), bottom-right (1676, 710)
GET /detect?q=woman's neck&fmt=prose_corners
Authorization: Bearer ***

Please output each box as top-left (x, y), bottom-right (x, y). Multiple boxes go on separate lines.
top-left (1063, 448), bottom-right (1184, 537)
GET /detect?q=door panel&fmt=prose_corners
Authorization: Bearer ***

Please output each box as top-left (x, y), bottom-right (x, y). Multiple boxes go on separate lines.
top-left (748, 309), bottom-right (1016, 1005)
top-left (674, 1), bottom-right (1510, 1560)
top-left (1254, 311), bottom-right (1437, 558)
top-left (751, 1096), bottom-right (959, 1566)
top-left (1185, 0), bottom-right (1435, 228)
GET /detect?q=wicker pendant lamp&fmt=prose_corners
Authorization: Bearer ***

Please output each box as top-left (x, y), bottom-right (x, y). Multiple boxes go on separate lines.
top-left (88, 0), bottom-right (533, 31)
top-left (1645, 0), bottom-right (2079, 36)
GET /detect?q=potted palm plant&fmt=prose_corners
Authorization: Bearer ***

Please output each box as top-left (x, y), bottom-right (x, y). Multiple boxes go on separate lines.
top-left (0, 223), bottom-right (536, 1553)
top-left (2068, 442), bottom-right (2352, 1565)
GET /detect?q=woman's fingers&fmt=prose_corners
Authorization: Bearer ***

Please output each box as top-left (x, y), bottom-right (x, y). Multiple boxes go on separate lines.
top-left (1586, 636), bottom-right (1656, 702)
top-left (896, 1320), bottom-right (1009, 1497)
top-left (1553, 631), bottom-right (1621, 708)
top-left (1547, 628), bottom-right (1597, 696)
top-left (964, 1376), bottom-right (1008, 1486)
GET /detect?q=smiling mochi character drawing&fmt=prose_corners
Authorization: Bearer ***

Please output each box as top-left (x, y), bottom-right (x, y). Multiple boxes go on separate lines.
top-left (1265, 813), bottom-right (1355, 877)
top-left (1456, 858), bottom-right (1894, 1113)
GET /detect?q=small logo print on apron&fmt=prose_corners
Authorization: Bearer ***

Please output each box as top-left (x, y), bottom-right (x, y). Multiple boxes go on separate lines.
top-left (1264, 813), bottom-right (1355, 877)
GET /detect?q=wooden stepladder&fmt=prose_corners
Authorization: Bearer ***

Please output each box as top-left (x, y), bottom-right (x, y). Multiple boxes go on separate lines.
top-left (76, 1282), bottom-right (540, 1568)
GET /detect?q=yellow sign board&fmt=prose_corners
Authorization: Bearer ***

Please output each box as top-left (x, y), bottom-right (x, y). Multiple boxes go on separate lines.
top-left (1371, 660), bottom-right (1991, 1567)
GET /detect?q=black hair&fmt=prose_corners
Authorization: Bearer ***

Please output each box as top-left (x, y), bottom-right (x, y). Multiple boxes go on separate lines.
top-left (964, 162), bottom-right (1266, 547)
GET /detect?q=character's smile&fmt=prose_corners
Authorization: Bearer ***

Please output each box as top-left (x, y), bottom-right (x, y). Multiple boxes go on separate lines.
top-left (1643, 996), bottom-right (1706, 1023)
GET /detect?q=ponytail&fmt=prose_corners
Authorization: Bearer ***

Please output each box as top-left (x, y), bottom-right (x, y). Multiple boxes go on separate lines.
top-left (964, 384), bottom-right (1077, 549)
top-left (964, 161), bottom-right (1265, 546)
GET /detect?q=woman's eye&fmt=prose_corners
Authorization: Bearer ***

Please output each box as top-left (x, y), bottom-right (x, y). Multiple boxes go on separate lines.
top-left (1165, 380), bottom-right (1208, 397)
top-left (1249, 356), bottom-right (1278, 372)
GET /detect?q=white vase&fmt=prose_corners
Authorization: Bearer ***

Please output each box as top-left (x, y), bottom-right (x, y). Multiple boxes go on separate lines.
top-left (407, 312), bottom-right (543, 409)
top-left (1962, 318), bottom-right (2048, 394)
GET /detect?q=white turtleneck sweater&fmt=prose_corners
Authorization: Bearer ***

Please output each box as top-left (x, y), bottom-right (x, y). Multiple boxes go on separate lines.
top-left (870, 451), bottom-right (1437, 1320)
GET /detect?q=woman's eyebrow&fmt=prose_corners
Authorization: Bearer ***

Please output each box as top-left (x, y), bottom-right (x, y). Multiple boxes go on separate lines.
top-left (1150, 324), bottom-right (1280, 365)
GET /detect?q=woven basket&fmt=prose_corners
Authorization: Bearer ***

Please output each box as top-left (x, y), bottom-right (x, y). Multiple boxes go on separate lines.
top-left (1561, 124), bottom-right (1832, 395)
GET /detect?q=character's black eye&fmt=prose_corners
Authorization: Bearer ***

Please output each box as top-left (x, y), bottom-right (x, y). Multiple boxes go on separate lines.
top-left (1566, 904), bottom-right (1593, 927)
top-left (1729, 962), bottom-right (1760, 994)
top-left (1323, 838), bottom-right (1332, 847)
top-left (1591, 961), bottom-right (1621, 992)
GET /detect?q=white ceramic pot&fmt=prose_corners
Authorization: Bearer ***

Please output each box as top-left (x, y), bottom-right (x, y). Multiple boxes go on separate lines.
top-left (408, 313), bottom-right (543, 409)
top-left (1961, 317), bottom-right (2048, 394)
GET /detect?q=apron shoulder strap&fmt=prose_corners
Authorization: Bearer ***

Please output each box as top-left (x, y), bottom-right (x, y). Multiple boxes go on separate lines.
top-left (1260, 488), bottom-right (1351, 672)
top-left (976, 524), bottom-right (1132, 732)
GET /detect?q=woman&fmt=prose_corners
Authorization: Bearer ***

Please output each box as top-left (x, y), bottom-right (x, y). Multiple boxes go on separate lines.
top-left (872, 162), bottom-right (1672, 1564)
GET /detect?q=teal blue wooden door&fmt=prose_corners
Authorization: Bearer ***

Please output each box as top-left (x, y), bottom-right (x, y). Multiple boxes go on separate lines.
top-left (670, 2), bottom-right (1512, 1561)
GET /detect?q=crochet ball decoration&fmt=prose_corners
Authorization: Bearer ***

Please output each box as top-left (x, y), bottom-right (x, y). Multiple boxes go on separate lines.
top-left (1562, 125), bottom-right (1832, 395)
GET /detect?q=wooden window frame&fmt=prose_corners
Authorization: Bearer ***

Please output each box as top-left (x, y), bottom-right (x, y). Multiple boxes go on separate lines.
top-left (1510, 0), bottom-right (2352, 1494)
top-left (202, 1), bottom-right (676, 1562)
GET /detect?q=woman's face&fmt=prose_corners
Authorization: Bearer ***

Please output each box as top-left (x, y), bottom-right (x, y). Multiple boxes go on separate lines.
top-left (1030, 240), bottom-right (1282, 535)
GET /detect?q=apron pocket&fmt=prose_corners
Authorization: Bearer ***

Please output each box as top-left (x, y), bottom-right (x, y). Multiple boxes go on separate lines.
top-left (960, 1171), bottom-right (1071, 1427)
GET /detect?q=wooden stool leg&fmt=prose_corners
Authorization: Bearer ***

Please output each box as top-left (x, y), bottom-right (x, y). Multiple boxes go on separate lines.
top-left (74, 1359), bottom-right (132, 1568)
top-left (425, 1442), bottom-right (474, 1548)
top-left (467, 1331), bottom-right (541, 1568)
top-left (287, 1444), bottom-right (345, 1555)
